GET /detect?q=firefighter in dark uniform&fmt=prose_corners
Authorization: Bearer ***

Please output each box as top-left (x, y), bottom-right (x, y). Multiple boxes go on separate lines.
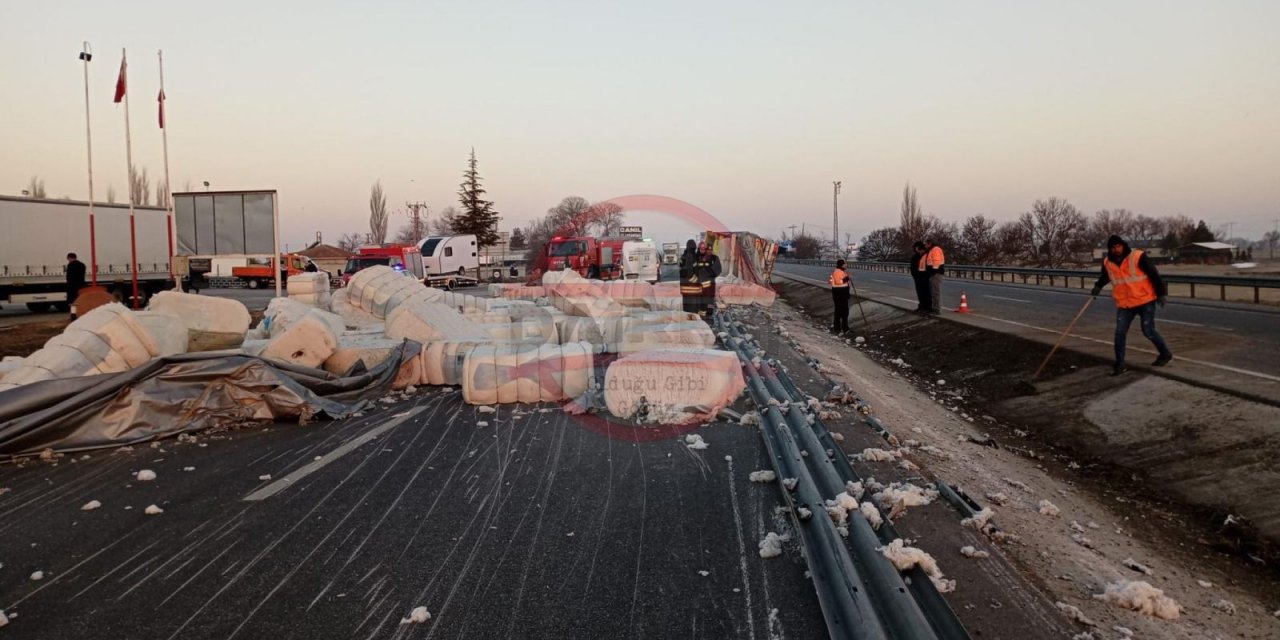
top-left (829, 259), bottom-right (851, 333)
top-left (689, 241), bottom-right (722, 322)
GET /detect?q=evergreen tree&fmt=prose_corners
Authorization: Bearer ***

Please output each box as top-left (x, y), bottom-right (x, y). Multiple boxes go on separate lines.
top-left (455, 149), bottom-right (500, 247)
top-left (1188, 220), bottom-right (1216, 244)
top-left (509, 227), bottom-right (526, 249)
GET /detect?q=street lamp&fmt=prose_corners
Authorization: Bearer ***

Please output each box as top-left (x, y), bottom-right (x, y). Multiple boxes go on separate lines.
top-left (833, 181), bottom-right (842, 258)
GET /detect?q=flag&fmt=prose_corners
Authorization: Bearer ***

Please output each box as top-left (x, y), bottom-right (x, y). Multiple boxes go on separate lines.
top-left (113, 55), bottom-right (127, 103)
top-left (157, 89), bottom-right (165, 128)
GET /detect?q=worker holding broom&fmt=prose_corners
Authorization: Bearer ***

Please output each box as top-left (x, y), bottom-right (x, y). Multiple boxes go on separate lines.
top-left (1091, 235), bottom-right (1174, 376)
top-left (829, 259), bottom-right (851, 333)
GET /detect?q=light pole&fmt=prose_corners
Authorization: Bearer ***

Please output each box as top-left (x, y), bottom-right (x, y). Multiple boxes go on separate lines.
top-left (832, 181), bottom-right (842, 258)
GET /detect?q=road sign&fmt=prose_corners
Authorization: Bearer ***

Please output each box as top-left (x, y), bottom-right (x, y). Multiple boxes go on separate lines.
top-left (619, 225), bottom-right (643, 238)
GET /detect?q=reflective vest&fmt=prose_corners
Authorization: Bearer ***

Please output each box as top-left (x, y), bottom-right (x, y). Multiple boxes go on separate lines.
top-left (1103, 249), bottom-right (1157, 309)
top-left (926, 246), bottom-right (945, 269)
top-left (829, 268), bottom-right (850, 290)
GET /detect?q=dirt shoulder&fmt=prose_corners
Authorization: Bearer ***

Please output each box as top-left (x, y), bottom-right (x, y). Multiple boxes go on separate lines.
top-left (758, 289), bottom-right (1280, 639)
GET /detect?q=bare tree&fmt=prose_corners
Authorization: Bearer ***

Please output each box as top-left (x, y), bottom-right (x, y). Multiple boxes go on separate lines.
top-left (789, 231), bottom-right (823, 259)
top-left (106, 185), bottom-right (117, 204)
top-left (392, 218), bottom-right (429, 245)
top-left (156, 179), bottom-right (169, 209)
top-left (1263, 230), bottom-right (1280, 260)
top-left (25, 176), bottom-right (47, 198)
top-left (337, 232), bottom-right (366, 253)
top-left (431, 206), bottom-right (460, 235)
top-left (858, 227), bottom-right (904, 262)
top-left (957, 215), bottom-right (1000, 265)
top-left (1017, 197), bottom-right (1090, 267)
top-left (129, 166), bottom-right (152, 206)
top-left (369, 180), bottom-right (388, 244)
top-left (899, 182), bottom-right (924, 242)
top-left (995, 221), bottom-right (1032, 263)
top-left (586, 201), bottom-right (625, 236)
top-left (1091, 209), bottom-right (1136, 244)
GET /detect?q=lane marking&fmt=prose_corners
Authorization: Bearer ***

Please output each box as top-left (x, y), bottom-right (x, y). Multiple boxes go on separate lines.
top-left (242, 406), bottom-right (428, 501)
top-left (889, 296), bottom-right (918, 304)
top-left (1161, 319), bottom-right (1205, 328)
top-left (772, 271), bottom-right (1280, 384)
top-left (871, 279), bottom-right (889, 283)
top-left (984, 294), bottom-right (1031, 303)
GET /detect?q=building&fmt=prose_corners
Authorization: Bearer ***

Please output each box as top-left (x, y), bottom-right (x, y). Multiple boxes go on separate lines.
top-left (1092, 243), bottom-right (1171, 263)
top-left (298, 242), bottom-right (352, 276)
top-left (1177, 242), bottom-right (1235, 265)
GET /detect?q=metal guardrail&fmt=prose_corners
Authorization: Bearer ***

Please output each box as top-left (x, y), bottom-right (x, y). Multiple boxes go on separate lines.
top-left (778, 259), bottom-right (1280, 304)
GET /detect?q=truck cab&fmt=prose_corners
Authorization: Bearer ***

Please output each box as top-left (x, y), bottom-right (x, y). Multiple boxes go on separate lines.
top-left (547, 236), bottom-right (626, 280)
top-left (340, 244), bottom-right (424, 286)
top-left (231, 253), bottom-right (322, 289)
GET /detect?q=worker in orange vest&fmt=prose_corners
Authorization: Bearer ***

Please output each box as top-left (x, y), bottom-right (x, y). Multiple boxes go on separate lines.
top-left (829, 259), bottom-right (851, 333)
top-left (1091, 235), bottom-right (1173, 376)
top-left (924, 239), bottom-right (945, 315)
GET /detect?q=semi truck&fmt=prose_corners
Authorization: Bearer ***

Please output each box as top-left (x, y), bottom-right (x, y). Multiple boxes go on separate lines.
top-left (662, 242), bottom-right (681, 265)
top-left (0, 196), bottom-right (174, 312)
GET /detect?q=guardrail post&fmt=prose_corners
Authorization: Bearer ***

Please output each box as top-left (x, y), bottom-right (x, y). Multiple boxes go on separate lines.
top-left (1256, 286), bottom-right (1261, 304)
top-left (1221, 284), bottom-right (1226, 301)
top-left (1190, 282), bottom-right (1196, 298)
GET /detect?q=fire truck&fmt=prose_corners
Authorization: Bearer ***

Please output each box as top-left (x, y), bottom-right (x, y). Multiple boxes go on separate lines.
top-left (340, 244), bottom-right (423, 286)
top-left (546, 236), bottom-right (628, 280)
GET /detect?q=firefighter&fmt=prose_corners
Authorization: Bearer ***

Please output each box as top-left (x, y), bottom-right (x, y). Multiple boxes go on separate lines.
top-left (1091, 235), bottom-right (1173, 376)
top-left (693, 241), bottom-right (723, 322)
top-left (829, 259), bottom-right (851, 333)
top-left (679, 239), bottom-right (701, 315)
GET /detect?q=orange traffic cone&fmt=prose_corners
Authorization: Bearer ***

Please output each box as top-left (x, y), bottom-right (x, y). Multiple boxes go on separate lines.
top-left (956, 292), bottom-right (972, 314)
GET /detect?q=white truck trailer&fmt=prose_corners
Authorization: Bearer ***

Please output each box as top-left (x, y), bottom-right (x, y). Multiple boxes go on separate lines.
top-left (0, 196), bottom-right (173, 312)
top-left (622, 240), bottom-right (660, 283)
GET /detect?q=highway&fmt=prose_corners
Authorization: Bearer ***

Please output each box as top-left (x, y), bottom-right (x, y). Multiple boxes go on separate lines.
top-left (774, 263), bottom-right (1280, 388)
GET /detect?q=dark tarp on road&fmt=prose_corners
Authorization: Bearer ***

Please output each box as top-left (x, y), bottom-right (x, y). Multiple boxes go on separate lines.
top-left (0, 341), bottom-right (421, 457)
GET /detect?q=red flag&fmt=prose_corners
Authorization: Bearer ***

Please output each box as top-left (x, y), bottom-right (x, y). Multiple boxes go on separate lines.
top-left (113, 55), bottom-right (127, 103)
top-left (157, 89), bottom-right (165, 128)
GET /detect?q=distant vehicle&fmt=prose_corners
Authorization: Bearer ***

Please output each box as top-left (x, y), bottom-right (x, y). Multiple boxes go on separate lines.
top-left (340, 244), bottom-right (423, 286)
top-left (662, 242), bottom-right (681, 266)
top-left (1, 196), bottom-right (174, 311)
top-left (232, 253), bottom-right (324, 289)
top-left (419, 235), bottom-right (478, 277)
top-left (546, 236), bottom-right (627, 280)
top-left (622, 240), bottom-right (659, 283)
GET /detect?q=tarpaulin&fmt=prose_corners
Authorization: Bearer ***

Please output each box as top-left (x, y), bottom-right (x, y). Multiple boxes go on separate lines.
top-left (0, 341), bottom-right (421, 457)
top-left (704, 231), bottom-right (779, 285)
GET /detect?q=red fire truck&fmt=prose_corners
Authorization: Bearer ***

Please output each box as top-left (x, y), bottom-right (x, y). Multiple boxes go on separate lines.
top-left (340, 244), bottom-right (424, 286)
top-left (546, 236), bottom-right (627, 280)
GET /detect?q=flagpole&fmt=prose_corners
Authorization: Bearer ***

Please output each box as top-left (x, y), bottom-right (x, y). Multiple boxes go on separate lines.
top-left (158, 49), bottom-right (180, 292)
top-left (80, 41), bottom-right (98, 287)
top-left (121, 48), bottom-right (140, 309)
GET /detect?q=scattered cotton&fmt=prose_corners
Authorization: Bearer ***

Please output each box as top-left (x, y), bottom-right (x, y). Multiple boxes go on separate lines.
top-left (1055, 601), bottom-right (1096, 627)
top-left (30, 570), bottom-right (44, 581)
top-left (961, 508), bottom-right (996, 531)
top-left (782, 477), bottom-right (798, 491)
top-left (861, 448), bottom-right (899, 462)
top-left (758, 532), bottom-right (785, 559)
top-left (898, 459), bottom-right (919, 472)
top-left (698, 570), bottom-right (709, 577)
top-left (1196, 580), bottom-right (1213, 588)
top-left (875, 482), bottom-right (939, 510)
top-left (748, 470), bottom-right (777, 483)
top-left (960, 546), bottom-right (989, 559)
top-left (845, 481), bottom-right (864, 500)
top-left (1112, 625), bottom-right (1134, 638)
top-left (797, 506), bottom-right (812, 520)
top-left (1122, 558), bottom-right (1154, 576)
top-left (1038, 500), bottom-right (1060, 517)
top-left (477, 406), bottom-right (496, 414)
top-left (0, 610), bottom-right (8, 627)
top-left (183, 466), bottom-right (195, 472)
top-left (135, 469), bottom-right (157, 482)
top-left (144, 504), bottom-right (164, 515)
top-left (685, 434), bottom-right (709, 450)
top-left (1210, 599), bottom-right (1236, 615)
top-left (401, 607), bottom-right (431, 624)
top-left (985, 492), bottom-right (1010, 506)
top-left (860, 502), bottom-right (883, 530)
top-left (879, 539), bottom-right (954, 593)
top-left (81, 500), bottom-right (102, 511)
top-left (258, 474), bottom-right (272, 481)
top-left (739, 412), bottom-right (761, 426)
top-left (1003, 477), bottom-right (1032, 493)
top-left (1093, 580), bottom-right (1180, 620)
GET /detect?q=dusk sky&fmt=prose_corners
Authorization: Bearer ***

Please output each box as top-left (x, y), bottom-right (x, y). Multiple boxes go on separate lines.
top-left (3, 0), bottom-right (1278, 248)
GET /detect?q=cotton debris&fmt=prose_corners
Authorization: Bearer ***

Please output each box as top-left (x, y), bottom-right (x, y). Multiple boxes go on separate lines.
top-left (861, 448), bottom-right (900, 462)
top-left (685, 434), bottom-right (709, 450)
top-left (960, 546), bottom-right (989, 559)
top-left (144, 504), bottom-right (164, 515)
top-left (961, 508), bottom-right (996, 532)
top-left (860, 502), bottom-right (883, 530)
top-left (1038, 500), bottom-right (1061, 517)
top-left (135, 469), bottom-right (157, 482)
top-left (1122, 558), bottom-right (1154, 576)
top-left (879, 539), bottom-right (955, 593)
top-left (748, 470), bottom-right (777, 483)
top-left (1055, 601), bottom-right (1096, 627)
top-left (1093, 580), bottom-right (1180, 620)
top-left (874, 482), bottom-right (939, 510)
top-left (759, 532), bottom-right (786, 559)
top-left (1210, 599), bottom-right (1236, 615)
top-left (81, 500), bottom-right (102, 511)
top-left (401, 607), bottom-right (431, 624)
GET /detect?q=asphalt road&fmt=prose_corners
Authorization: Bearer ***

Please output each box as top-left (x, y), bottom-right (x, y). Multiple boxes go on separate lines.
top-left (775, 263), bottom-right (1280, 384)
top-left (0, 389), bottom-right (825, 639)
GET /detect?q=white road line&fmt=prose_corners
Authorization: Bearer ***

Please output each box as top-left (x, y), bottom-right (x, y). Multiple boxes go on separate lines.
top-left (243, 406), bottom-right (428, 502)
top-left (1161, 319), bottom-right (1206, 328)
top-left (889, 296), bottom-right (918, 304)
top-left (871, 279), bottom-right (888, 283)
top-left (984, 294), bottom-right (1031, 303)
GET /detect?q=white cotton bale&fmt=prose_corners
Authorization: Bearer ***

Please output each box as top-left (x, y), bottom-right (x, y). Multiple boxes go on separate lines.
top-left (461, 342), bottom-right (593, 405)
top-left (604, 349), bottom-right (747, 424)
top-left (67, 303), bottom-right (159, 366)
top-left (619, 321), bottom-right (717, 354)
top-left (23, 344), bottom-right (99, 379)
top-left (286, 272), bottom-right (330, 296)
top-left (259, 314), bottom-right (338, 368)
top-left (45, 330), bottom-right (130, 374)
top-left (462, 345), bottom-right (499, 405)
top-left (347, 266), bottom-right (402, 312)
top-left (322, 336), bottom-right (401, 375)
top-left (329, 289), bottom-right (383, 330)
top-left (556, 341), bottom-right (593, 401)
top-left (391, 348), bottom-right (423, 390)
top-left (0, 355), bottom-right (59, 388)
top-left (0, 356), bottom-right (23, 381)
top-left (421, 342), bottom-right (448, 385)
top-left (557, 316), bottom-right (604, 350)
top-left (386, 300), bottom-right (491, 344)
top-left (369, 276), bottom-right (417, 318)
top-left (133, 311), bottom-right (189, 356)
top-left (147, 291), bottom-right (250, 351)
top-left (421, 339), bottom-right (492, 386)
top-left (289, 291), bottom-right (332, 309)
top-left (598, 316), bottom-right (637, 353)
top-left (627, 310), bottom-right (701, 325)
top-left (650, 282), bottom-right (684, 310)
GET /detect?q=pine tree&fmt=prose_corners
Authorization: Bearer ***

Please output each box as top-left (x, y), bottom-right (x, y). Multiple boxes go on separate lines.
top-left (455, 148), bottom-right (500, 247)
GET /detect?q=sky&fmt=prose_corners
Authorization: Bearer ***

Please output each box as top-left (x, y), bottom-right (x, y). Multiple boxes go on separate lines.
top-left (2, 0), bottom-right (1278, 250)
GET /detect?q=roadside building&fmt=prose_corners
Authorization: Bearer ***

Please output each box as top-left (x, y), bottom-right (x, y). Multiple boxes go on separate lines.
top-left (298, 242), bottom-right (351, 276)
top-left (1177, 241), bottom-right (1235, 265)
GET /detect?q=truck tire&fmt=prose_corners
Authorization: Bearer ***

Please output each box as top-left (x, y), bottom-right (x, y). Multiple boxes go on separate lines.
top-left (247, 278), bottom-right (260, 289)
top-left (444, 279), bottom-right (456, 291)
top-left (457, 266), bottom-right (466, 276)
top-left (25, 302), bottom-right (53, 313)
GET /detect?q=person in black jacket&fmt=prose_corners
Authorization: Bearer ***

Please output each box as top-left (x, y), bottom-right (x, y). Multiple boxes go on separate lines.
top-left (678, 239), bottom-right (700, 314)
top-left (66, 252), bottom-right (86, 318)
top-left (908, 241), bottom-right (930, 314)
top-left (1090, 235), bottom-right (1173, 375)
top-left (689, 241), bottom-right (722, 322)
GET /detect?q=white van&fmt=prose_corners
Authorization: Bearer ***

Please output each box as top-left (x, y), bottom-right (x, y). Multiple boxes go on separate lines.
top-left (419, 235), bottom-right (478, 276)
top-left (622, 240), bottom-right (659, 283)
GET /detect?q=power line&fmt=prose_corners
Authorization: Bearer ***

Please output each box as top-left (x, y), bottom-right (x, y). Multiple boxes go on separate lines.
top-left (404, 201), bottom-right (429, 245)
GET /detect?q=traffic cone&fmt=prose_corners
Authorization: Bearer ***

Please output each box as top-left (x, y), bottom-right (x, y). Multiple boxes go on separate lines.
top-left (956, 292), bottom-right (972, 314)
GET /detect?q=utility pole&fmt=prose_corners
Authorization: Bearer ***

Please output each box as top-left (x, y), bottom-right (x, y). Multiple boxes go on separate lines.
top-left (405, 201), bottom-right (429, 246)
top-left (786, 224), bottom-right (798, 240)
top-left (832, 181), bottom-right (842, 258)
top-left (1226, 221), bottom-right (1236, 241)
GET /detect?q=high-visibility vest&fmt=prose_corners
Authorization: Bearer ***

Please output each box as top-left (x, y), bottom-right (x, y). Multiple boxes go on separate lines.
top-left (926, 246), bottom-right (945, 269)
top-left (829, 268), bottom-right (850, 290)
top-left (1103, 249), bottom-right (1157, 309)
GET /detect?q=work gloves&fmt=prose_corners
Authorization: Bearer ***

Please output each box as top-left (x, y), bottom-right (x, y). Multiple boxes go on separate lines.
top-left (1090, 286), bottom-right (1101, 297)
